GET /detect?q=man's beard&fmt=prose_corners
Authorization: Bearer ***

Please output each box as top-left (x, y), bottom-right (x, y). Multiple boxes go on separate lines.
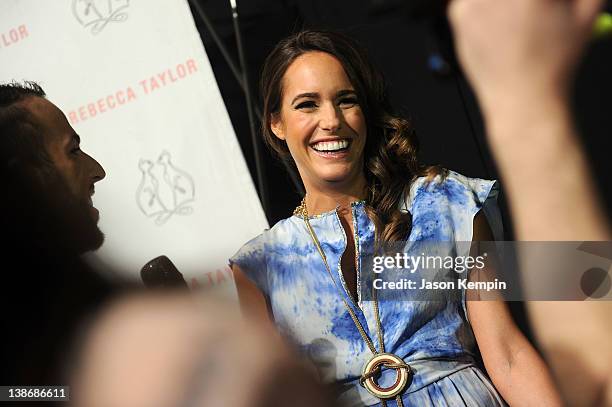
top-left (3, 163), bottom-right (105, 260)
top-left (37, 170), bottom-right (105, 255)
top-left (67, 195), bottom-right (105, 253)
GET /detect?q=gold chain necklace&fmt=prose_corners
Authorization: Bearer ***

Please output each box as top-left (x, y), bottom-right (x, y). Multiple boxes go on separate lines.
top-left (296, 197), bottom-right (412, 406)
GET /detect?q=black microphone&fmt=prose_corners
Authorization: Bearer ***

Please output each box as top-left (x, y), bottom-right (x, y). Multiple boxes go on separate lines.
top-left (140, 255), bottom-right (188, 289)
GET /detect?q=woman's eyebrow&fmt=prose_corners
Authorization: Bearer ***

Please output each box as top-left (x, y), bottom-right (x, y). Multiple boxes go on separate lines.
top-left (336, 89), bottom-right (356, 97)
top-left (291, 92), bottom-right (318, 104)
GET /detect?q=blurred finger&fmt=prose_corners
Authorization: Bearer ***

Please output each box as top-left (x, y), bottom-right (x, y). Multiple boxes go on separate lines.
top-left (576, 0), bottom-right (605, 30)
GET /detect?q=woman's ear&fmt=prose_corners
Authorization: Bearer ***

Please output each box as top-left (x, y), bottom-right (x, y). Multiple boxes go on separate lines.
top-left (270, 113), bottom-right (285, 140)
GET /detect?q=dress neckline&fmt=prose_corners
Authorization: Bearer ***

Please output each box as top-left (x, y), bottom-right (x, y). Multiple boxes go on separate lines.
top-left (292, 200), bottom-right (366, 220)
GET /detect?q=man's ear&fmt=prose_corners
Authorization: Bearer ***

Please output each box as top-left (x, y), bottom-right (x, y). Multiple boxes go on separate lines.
top-left (270, 113), bottom-right (285, 140)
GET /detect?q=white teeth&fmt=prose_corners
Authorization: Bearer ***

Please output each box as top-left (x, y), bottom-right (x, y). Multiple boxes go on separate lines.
top-left (313, 140), bottom-right (349, 152)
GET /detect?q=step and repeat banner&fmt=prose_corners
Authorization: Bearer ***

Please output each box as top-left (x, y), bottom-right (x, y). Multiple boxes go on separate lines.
top-left (0, 0), bottom-right (268, 293)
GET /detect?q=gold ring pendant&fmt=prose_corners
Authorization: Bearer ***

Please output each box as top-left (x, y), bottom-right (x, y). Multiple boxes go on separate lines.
top-left (361, 353), bottom-right (411, 399)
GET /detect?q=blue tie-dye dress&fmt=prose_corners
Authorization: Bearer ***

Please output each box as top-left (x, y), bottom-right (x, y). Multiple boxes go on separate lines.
top-left (230, 170), bottom-right (507, 406)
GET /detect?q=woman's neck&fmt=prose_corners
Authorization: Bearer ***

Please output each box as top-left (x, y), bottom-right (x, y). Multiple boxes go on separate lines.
top-left (303, 175), bottom-right (367, 215)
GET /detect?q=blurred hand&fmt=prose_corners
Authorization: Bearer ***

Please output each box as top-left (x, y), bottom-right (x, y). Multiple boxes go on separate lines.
top-left (448, 0), bottom-right (603, 110)
top-left (72, 292), bottom-right (334, 407)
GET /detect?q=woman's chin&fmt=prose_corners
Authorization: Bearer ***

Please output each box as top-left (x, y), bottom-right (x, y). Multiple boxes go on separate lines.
top-left (315, 168), bottom-right (359, 185)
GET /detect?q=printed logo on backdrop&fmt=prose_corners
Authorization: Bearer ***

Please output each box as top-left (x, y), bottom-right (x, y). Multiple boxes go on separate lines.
top-left (136, 151), bottom-right (195, 225)
top-left (72, 0), bottom-right (130, 35)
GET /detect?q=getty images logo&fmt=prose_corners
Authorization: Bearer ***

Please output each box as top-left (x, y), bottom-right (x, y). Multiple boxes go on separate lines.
top-left (578, 242), bottom-right (612, 299)
top-left (72, 0), bottom-right (130, 35)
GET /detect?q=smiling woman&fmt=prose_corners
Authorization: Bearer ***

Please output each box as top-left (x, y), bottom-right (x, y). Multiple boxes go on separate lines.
top-left (229, 31), bottom-right (561, 406)
top-left (259, 31), bottom-right (440, 246)
top-left (270, 51), bottom-right (368, 195)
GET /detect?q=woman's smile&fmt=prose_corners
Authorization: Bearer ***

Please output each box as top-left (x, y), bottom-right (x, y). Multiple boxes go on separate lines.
top-left (310, 138), bottom-right (352, 158)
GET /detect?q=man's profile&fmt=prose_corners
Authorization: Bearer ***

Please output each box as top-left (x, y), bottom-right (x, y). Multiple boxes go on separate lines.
top-left (0, 81), bottom-right (106, 254)
top-left (0, 81), bottom-right (114, 385)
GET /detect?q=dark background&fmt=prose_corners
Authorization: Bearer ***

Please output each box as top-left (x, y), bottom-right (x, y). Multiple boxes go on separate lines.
top-left (188, 0), bottom-right (612, 336)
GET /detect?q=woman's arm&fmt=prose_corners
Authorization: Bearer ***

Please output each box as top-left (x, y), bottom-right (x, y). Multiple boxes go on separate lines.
top-left (467, 213), bottom-right (562, 406)
top-left (232, 264), bottom-right (275, 328)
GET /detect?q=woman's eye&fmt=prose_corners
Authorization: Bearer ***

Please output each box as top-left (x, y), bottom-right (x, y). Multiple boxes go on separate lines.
top-left (339, 98), bottom-right (358, 107)
top-left (71, 146), bottom-right (82, 155)
top-left (295, 101), bottom-right (317, 110)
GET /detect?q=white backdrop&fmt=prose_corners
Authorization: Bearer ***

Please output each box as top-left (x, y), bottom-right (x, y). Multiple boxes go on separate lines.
top-left (0, 0), bottom-right (268, 292)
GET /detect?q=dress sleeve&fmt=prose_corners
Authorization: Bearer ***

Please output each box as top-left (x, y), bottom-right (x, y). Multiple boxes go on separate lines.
top-left (445, 171), bottom-right (504, 326)
top-left (229, 233), bottom-right (269, 295)
top-left (447, 170), bottom-right (504, 242)
top-left (404, 170), bottom-right (503, 242)
top-left (405, 170), bottom-right (504, 324)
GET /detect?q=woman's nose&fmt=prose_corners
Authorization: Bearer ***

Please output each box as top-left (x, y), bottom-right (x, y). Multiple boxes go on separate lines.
top-left (318, 103), bottom-right (342, 133)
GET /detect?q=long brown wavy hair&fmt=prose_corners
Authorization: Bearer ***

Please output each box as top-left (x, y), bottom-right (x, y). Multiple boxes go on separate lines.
top-left (260, 30), bottom-right (442, 243)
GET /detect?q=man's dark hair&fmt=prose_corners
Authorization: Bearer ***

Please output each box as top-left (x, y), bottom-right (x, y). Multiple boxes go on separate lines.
top-left (0, 81), bottom-right (52, 172)
top-left (0, 80), bottom-right (45, 104)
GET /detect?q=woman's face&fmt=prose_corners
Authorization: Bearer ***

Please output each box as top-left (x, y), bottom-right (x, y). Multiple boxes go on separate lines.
top-left (272, 51), bottom-right (367, 190)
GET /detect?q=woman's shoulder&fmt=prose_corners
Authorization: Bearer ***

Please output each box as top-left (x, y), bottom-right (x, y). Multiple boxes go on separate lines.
top-left (403, 169), bottom-right (498, 215)
top-left (232, 214), bottom-right (304, 257)
top-left (403, 169), bottom-right (502, 241)
top-left (229, 212), bottom-right (307, 292)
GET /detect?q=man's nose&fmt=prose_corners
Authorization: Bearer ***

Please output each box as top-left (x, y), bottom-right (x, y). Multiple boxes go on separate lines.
top-left (87, 153), bottom-right (106, 183)
top-left (319, 103), bottom-right (342, 133)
